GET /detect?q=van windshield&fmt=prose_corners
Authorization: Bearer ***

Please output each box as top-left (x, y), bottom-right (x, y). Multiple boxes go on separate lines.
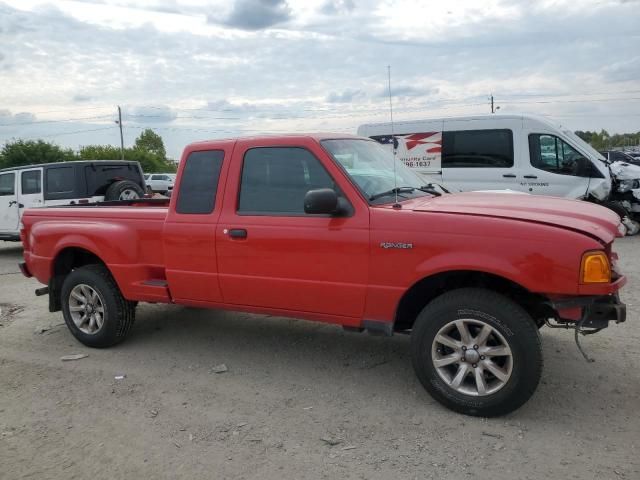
top-left (321, 139), bottom-right (432, 204)
top-left (562, 129), bottom-right (608, 163)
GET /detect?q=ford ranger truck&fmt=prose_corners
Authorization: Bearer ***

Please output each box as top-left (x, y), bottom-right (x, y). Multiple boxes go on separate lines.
top-left (19, 134), bottom-right (627, 417)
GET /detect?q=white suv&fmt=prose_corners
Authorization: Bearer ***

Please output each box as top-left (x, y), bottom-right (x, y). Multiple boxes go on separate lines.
top-left (145, 173), bottom-right (174, 194)
top-left (1, 160), bottom-right (146, 241)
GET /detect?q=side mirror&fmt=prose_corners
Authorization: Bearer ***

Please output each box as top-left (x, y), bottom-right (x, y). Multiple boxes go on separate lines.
top-left (304, 188), bottom-right (338, 215)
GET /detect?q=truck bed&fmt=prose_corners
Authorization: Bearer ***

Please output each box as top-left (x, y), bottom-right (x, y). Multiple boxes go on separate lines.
top-left (22, 202), bottom-right (170, 303)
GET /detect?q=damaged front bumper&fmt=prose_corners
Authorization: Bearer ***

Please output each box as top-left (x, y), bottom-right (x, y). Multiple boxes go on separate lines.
top-left (550, 294), bottom-right (626, 329)
top-left (547, 294), bottom-right (626, 362)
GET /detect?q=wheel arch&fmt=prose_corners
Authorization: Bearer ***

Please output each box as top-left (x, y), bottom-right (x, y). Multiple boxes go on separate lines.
top-left (394, 270), bottom-right (550, 332)
top-left (49, 246), bottom-right (111, 312)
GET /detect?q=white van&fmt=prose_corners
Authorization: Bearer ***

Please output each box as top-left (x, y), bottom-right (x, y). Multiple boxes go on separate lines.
top-left (357, 114), bottom-right (640, 219)
top-left (0, 160), bottom-right (146, 241)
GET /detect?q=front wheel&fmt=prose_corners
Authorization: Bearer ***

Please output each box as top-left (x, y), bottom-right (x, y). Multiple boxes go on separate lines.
top-left (410, 288), bottom-right (542, 417)
top-left (61, 264), bottom-right (136, 348)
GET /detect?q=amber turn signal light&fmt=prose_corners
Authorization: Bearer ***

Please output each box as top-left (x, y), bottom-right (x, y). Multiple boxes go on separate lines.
top-left (580, 251), bottom-right (611, 284)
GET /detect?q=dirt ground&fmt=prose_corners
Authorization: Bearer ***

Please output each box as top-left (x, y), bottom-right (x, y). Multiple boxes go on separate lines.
top-left (1, 239), bottom-right (639, 480)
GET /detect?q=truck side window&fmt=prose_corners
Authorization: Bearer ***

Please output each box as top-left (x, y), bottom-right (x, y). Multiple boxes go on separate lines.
top-left (21, 170), bottom-right (42, 194)
top-left (238, 147), bottom-right (337, 215)
top-left (0, 173), bottom-right (15, 196)
top-left (176, 150), bottom-right (224, 214)
top-left (529, 134), bottom-right (588, 176)
top-left (442, 129), bottom-right (514, 168)
top-left (46, 166), bottom-right (74, 194)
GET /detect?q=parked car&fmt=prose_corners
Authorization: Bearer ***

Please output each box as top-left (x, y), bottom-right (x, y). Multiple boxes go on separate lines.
top-left (145, 173), bottom-right (174, 194)
top-left (599, 150), bottom-right (640, 166)
top-left (358, 114), bottom-right (640, 234)
top-left (0, 160), bottom-right (146, 241)
top-left (20, 134), bottom-right (626, 417)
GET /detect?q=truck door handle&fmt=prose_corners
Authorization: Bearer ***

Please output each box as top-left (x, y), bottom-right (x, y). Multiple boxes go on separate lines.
top-left (228, 228), bottom-right (247, 239)
top-left (8, 200), bottom-right (17, 207)
top-left (502, 174), bottom-right (516, 178)
top-left (523, 175), bottom-right (538, 179)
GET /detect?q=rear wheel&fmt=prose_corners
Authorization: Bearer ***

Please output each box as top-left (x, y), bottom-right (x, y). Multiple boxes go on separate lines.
top-left (61, 264), bottom-right (136, 348)
top-left (105, 180), bottom-right (144, 201)
top-left (410, 288), bottom-right (542, 417)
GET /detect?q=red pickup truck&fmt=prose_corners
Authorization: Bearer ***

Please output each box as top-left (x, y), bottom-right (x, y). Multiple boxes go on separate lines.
top-left (19, 134), bottom-right (627, 416)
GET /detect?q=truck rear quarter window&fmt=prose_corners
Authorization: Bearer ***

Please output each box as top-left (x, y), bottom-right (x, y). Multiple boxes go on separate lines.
top-left (442, 129), bottom-right (514, 168)
top-left (176, 150), bottom-right (224, 214)
top-left (238, 147), bottom-right (336, 215)
top-left (0, 172), bottom-right (15, 196)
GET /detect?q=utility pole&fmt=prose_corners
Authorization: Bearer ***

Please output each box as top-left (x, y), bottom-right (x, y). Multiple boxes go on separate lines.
top-left (489, 94), bottom-right (500, 114)
top-left (116, 105), bottom-right (124, 160)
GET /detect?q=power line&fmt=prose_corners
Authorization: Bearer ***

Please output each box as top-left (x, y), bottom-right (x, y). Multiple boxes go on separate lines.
top-left (500, 89), bottom-right (640, 98)
top-left (7, 105), bottom-right (114, 115)
top-left (20, 126), bottom-right (117, 140)
top-left (0, 114), bottom-right (114, 127)
top-left (501, 96), bottom-right (640, 105)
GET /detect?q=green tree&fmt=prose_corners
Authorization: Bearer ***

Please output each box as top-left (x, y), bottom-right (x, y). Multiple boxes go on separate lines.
top-left (134, 129), bottom-right (167, 159)
top-left (0, 139), bottom-right (76, 169)
top-left (79, 145), bottom-right (175, 173)
top-left (575, 130), bottom-right (640, 150)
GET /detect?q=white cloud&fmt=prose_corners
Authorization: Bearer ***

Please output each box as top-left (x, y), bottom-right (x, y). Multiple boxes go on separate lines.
top-left (0, 0), bottom-right (639, 158)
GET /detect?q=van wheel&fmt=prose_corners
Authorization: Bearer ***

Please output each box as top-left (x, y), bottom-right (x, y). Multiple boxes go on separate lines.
top-left (410, 288), bottom-right (542, 417)
top-left (105, 180), bottom-right (144, 201)
top-left (61, 264), bottom-right (136, 348)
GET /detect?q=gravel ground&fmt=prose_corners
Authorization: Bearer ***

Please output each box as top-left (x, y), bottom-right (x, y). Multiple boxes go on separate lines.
top-left (0, 239), bottom-right (639, 480)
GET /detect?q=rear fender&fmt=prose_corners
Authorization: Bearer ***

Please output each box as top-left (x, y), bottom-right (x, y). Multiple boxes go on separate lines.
top-left (31, 221), bottom-right (137, 267)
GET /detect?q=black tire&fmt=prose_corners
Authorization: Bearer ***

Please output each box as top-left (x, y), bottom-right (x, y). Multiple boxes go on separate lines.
top-left (61, 264), bottom-right (136, 348)
top-left (410, 288), bottom-right (542, 417)
top-left (104, 180), bottom-right (145, 201)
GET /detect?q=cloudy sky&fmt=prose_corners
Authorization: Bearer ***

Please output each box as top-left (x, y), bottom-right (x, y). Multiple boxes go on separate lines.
top-left (1, 0), bottom-right (639, 159)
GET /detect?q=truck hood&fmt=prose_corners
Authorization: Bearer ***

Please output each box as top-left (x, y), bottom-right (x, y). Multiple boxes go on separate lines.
top-left (404, 192), bottom-right (623, 244)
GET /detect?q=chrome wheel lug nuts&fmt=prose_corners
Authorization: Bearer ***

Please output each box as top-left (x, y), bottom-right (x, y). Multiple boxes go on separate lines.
top-left (473, 345), bottom-right (478, 350)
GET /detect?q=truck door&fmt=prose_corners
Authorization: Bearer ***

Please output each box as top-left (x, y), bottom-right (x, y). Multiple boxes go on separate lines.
top-left (18, 168), bottom-right (44, 211)
top-left (163, 148), bottom-right (229, 303)
top-left (216, 140), bottom-right (369, 320)
top-left (0, 172), bottom-right (19, 234)
top-left (521, 134), bottom-right (593, 198)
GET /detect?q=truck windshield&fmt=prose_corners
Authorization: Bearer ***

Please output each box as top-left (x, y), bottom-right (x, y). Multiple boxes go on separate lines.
top-left (321, 139), bottom-right (431, 204)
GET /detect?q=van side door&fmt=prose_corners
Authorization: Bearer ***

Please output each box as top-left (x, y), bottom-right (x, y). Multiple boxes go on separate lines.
top-left (522, 133), bottom-right (595, 198)
top-left (18, 168), bottom-right (44, 211)
top-left (0, 172), bottom-right (19, 234)
top-left (439, 127), bottom-right (518, 192)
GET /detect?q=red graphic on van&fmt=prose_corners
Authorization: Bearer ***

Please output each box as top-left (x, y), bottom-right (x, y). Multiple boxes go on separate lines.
top-left (404, 132), bottom-right (442, 152)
